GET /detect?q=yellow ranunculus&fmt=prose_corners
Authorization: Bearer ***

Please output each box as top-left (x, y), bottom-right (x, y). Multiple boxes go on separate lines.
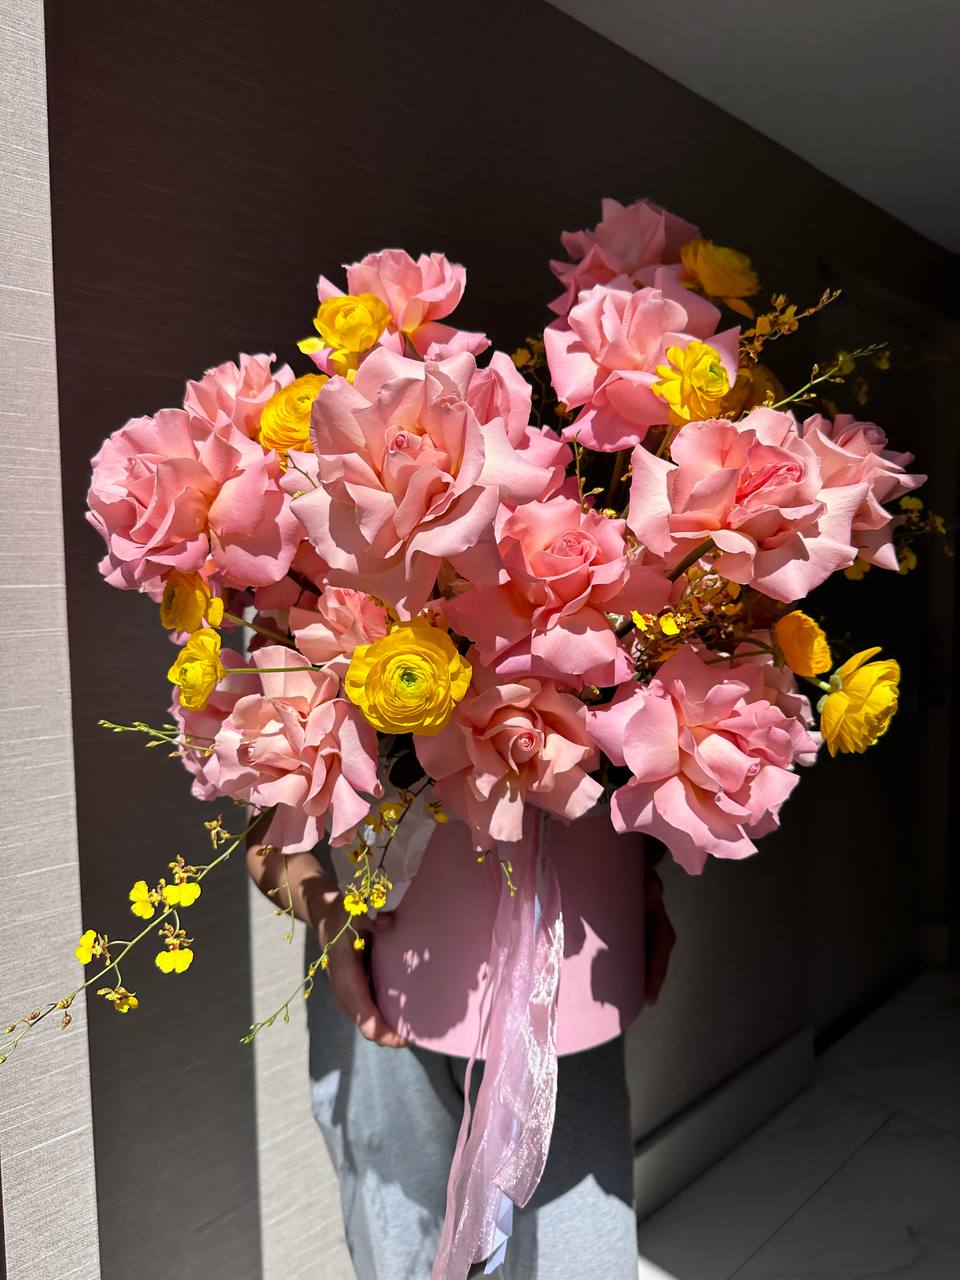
top-left (680, 238), bottom-right (759, 317)
top-left (129, 880), bottom-right (156, 920)
top-left (160, 570), bottom-right (223, 632)
top-left (345, 618), bottom-right (472, 736)
top-left (155, 948), bottom-right (194, 974)
top-left (653, 340), bottom-right (731, 425)
top-left (819, 648), bottom-right (900, 757)
top-left (167, 629), bottom-right (226, 711)
top-left (774, 611), bottom-right (832, 678)
top-left (312, 293), bottom-right (390, 355)
top-left (258, 373), bottom-right (328, 459)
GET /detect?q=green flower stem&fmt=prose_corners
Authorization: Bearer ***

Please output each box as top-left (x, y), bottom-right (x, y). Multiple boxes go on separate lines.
top-left (604, 449), bottom-right (630, 509)
top-left (284, 457), bottom-right (318, 491)
top-left (242, 782), bottom-right (434, 1045)
top-left (374, 778), bottom-right (430, 873)
top-left (769, 343), bottom-right (885, 412)
top-left (0, 810), bottom-right (269, 1065)
top-left (656, 424), bottom-right (680, 459)
top-left (667, 538), bottom-right (716, 582)
top-left (286, 567), bottom-right (322, 596)
top-left (99, 719), bottom-right (214, 749)
top-left (799, 673), bottom-right (833, 693)
top-left (240, 919), bottom-right (353, 1045)
top-left (221, 612), bottom-right (292, 645)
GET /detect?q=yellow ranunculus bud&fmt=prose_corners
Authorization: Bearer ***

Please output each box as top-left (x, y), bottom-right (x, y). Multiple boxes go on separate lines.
top-left (774, 611), bottom-right (832, 678)
top-left (345, 619), bottom-right (472, 736)
top-left (819, 648), bottom-right (900, 757)
top-left (653, 340), bottom-right (731, 426)
top-left (160, 570), bottom-right (222, 632)
top-left (313, 293), bottom-right (390, 355)
top-left (167, 629), bottom-right (226, 711)
top-left (679, 238), bottom-right (759, 317)
top-left (258, 373), bottom-right (328, 459)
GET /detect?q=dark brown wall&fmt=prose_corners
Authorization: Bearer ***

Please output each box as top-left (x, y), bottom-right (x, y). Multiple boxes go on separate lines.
top-left (44, 1), bottom-right (958, 1275)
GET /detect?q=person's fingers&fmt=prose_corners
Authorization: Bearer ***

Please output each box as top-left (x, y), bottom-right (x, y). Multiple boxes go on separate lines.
top-left (329, 948), bottom-right (408, 1049)
top-left (644, 905), bottom-right (677, 1006)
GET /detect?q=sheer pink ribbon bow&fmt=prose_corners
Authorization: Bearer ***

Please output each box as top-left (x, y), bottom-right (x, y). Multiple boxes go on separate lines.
top-left (431, 809), bottom-right (564, 1278)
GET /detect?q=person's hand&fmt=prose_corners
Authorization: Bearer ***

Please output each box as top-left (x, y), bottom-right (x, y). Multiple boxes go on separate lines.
top-left (306, 877), bottom-right (408, 1049)
top-left (643, 854), bottom-right (676, 1006)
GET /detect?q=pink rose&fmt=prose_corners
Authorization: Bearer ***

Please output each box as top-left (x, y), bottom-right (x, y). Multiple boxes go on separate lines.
top-left (87, 355), bottom-right (301, 594)
top-left (733, 642), bottom-right (821, 770)
top-left (588, 646), bottom-right (818, 874)
top-left (213, 645), bottom-right (381, 852)
top-left (549, 197), bottom-right (700, 317)
top-left (315, 249), bottom-right (490, 361)
top-left (184, 353), bottom-right (293, 440)
top-left (464, 350), bottom-right (571, 498)
top-left (205, 447), bottom-right (303, 590)
top-left (628, 407), bottom-right (868, 602)
top-left (445, 495), bottom-right (668, 687)
top-left (170, 647), bottom-right (252, 801)
top-left (289, 586), bottom-right (389, 675)
top-left (416, 662), bottom-right (603, 848)
top-left (801, 413), bottom-right (926, 570)
top-left (288, 349), bottom-right (558, 614)
top-left (544, 283), bottom-right (739, 451)
top-left (252, 540), bottom-right (328, 615)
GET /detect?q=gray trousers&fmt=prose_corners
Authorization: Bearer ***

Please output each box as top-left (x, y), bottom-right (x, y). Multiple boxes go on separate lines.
top-left (307, 958), bottom-right (639, 1279)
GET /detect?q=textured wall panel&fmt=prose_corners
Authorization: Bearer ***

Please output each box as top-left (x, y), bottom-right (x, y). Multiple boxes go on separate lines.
top-left (0, 2), bottom-right (100, 1276)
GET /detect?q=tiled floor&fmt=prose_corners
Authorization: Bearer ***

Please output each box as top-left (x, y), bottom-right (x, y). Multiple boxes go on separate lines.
top-left (637, 969), bottom-right (960, 1280)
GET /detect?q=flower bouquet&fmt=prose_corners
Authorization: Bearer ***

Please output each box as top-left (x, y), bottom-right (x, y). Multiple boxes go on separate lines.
top-left (2, 198), bottom-right (931, 1277)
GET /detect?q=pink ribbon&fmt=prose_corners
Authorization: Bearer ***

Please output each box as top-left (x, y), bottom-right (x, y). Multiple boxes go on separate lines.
top-left (431, 810), bottom-right (564, 1278)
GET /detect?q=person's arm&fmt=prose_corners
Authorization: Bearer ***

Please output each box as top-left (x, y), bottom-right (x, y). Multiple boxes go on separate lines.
top-left (247, 842), bottom-right (407, 1049)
